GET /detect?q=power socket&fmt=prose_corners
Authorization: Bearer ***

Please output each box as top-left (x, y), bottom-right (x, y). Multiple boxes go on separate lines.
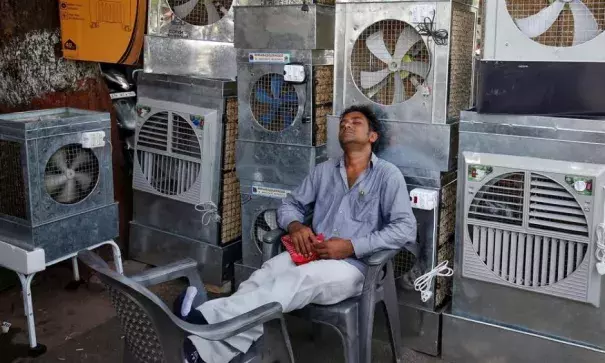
top-left (410, 188), bottom-right (438, 210)
top-left (80, 131), bottom-right (106, 149)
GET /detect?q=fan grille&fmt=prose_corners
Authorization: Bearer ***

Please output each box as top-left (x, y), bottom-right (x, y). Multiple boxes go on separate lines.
top-left (468, 172), bottom-right (525, 226)
top-left (45, 144), bottom-right (100, 205)
top-left (0, 140), bottom-right (27, 219)
top-left (250, 73), bottom-right (299, 133)
top-left (468, 226), bottom-right (588, 288)
top-left (136, 112), bottom-right (202, 196)
top-left (351, 20), bottom-right (430, 106)
top-left (253, 209), bottom-right (278, 252)
top-left (506, 0), bottom-right (605, 47)
top-left (169, 0), bottom-right (232, 26)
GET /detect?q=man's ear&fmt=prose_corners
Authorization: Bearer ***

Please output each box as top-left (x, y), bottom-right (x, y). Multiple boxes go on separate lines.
top-left (369, 131), bottom-right (379, 143)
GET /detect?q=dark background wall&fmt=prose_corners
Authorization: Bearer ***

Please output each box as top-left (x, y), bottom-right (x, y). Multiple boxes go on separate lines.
top-left (0, 0), bottom-right (133, 252)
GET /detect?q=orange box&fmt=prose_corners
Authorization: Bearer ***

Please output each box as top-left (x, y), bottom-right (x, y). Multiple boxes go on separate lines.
top-left (58, 0), bottom-right (146, 64)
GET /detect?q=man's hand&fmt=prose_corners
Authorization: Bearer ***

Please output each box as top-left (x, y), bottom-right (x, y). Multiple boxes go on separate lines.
top-left (314, 238), bottom-right (354, 260)
top-left (288, 221), bottom-right (317, 257)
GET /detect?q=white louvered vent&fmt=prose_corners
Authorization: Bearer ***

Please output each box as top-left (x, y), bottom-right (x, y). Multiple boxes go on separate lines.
top-left (136, 111), bottom-right (202, 196)
top-left (468, 172), bottom-right (525, 226)
top-left (529, 174), bottom-right (589, 237)
top-left (468, 226), bottom-right (588, 287)
top-left (137, 112), bottom-right (169, 151)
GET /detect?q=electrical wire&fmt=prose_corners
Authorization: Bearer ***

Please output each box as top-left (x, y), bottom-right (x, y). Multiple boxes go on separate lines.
top-left (195, 201), bottom-right (221, 225)
top-left (416, 10), bottom-right (449, 46)
top-left (413, 260), bottom-right (453, 302)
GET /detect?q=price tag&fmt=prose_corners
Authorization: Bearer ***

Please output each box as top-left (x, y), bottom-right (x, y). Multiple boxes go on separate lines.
top-left (110, 91), bottom-right (136, 100)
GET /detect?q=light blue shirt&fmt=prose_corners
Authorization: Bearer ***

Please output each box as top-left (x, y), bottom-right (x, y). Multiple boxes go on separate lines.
top-left (277, 153), bottom-right (418, 274)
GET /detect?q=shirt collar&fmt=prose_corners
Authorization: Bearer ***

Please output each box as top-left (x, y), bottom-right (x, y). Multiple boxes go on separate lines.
top-left (337, 152), bottom-right (378, 169)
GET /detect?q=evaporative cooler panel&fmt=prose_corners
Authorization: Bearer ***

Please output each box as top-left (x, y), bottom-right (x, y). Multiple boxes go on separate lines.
top-left (0, 141), bottom-right (26, 220)
top-left (220, 98), bottom-right (242, 244)
top-left (447, 1), bottom-right (476, 120)
top-left (313, 65), bottom-right (333, 145)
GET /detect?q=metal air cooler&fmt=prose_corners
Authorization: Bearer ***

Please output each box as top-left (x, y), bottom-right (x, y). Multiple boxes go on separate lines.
top-left (0, 108), bottom-right (118, 262)
top-left (475, 0), bottom-right (605, 115)
top-left (233, 3), bottom-right (334, 274)
top-left (442, 110), bottom-right (605, 363)
top-left (129, 73), bottom-right (242, 286)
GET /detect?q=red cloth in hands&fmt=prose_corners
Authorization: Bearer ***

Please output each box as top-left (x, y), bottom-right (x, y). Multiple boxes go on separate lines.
top-left (281, 233), bottom-right (325, 266)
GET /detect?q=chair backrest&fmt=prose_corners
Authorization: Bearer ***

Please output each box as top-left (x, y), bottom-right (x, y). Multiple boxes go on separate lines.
top-left (78, 250), bottom-right (187, 362)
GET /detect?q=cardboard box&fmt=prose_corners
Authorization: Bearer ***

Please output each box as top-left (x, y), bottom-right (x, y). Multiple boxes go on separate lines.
top-left (58, 0), bottom-right (146, 64)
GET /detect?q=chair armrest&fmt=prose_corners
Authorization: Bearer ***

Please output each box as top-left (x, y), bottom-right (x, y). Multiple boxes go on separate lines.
top-left (177, 302), bottom-right (283, 341)
top-left (362, 249), bottom-right (399, 293)
top-left (365, 249), bottom-right (399, 266)
top-left (130, 258), bottom-right (205, 295)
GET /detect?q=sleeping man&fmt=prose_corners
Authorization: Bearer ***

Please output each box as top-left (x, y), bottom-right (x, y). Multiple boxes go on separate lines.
top-left (178, 104), bottom-right (417, 363)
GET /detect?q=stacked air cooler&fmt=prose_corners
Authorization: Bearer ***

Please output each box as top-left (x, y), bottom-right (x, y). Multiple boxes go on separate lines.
top-left (326, 0), bottom-right (478, 355)
top-left (145, 0), bottom-right (252, 79)
top-left (442, 2), bottom-right (605, 363)
top-left (232, 1), bottom-right (334, 279)
top-left (0, 108), bottom-right (118, 263)
top-left (128, 0), bottom-right (244, 288)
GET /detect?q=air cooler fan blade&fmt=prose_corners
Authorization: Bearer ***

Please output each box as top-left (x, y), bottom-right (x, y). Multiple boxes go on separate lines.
top-left (366, 31), bottom-right (393, 64)
top-left (204, 0), bottom-right (221, 24)
top-left (399, 61), bottom-right (430, 78)
top-left (569, 1), bottom-right (600, 45)
top-left (360, 68), bottom-right (391, 89)
top-left (392, 71), bottom-right (405, 104)
top-left (265, 210), bottom-right (278, 230)
top-left (173, 0), bottom-right (200, 19)
top-left (49, 149), bottom-right (69, 173)
top-left (270, 76), bottom-right (283, 99)
top-left (70, 150), bottom-right (89, 170)
top-left (44, 174), bottom-right (68, 191)
top-left (255, 88), bottom-right (273, 104)
top-left (393, 26), bottom-right (422, 62)
top-left (514, 1), bottom-right (565, 38)
top-left (259, 105), bottom-right (279, 125)
top-left (57, 178), bottom-right (77, 204)
top-left (74, 171), bottom-right (94, 191)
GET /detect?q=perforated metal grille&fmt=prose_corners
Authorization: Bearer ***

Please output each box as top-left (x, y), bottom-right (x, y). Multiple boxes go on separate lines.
top-left (44, 145), bottom-right (99, 205)
top-left (220, 171), bottom-right (241, 243)
top-left (506, 0), bottom-right (605, 47)
top-left (0, 140), bottom-right (26, 219)
top-left (394, 249), bottom-right (417, 278)
top-left (169, 0), bottom-right (232, 26)
top-left (109, 288), bottom-right (166, 363)
top-left (468, 226), bottom-right (588, 287)
top-left (253, 209), bottom-right (278, 252)
top-left (448, 3), bottom-right (476, 120)
top-left (351, 20), bottom-right (430, 106)
top-left (529, 174), bottom-right (588, 237)
top-left (468, 173), bottom-right (525, 226)
top-left (137, 151), bottom-right (201, 196)
top-left (250, 73), bottom-right (299, 133)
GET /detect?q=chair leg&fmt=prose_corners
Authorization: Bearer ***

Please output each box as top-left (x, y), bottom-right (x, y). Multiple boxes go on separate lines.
top-left (342, 327), bottom-right (360, 363)
top-left (382, 263), bottom-right (403, 363)
top-left (358, 293), bottom-right (377, 363)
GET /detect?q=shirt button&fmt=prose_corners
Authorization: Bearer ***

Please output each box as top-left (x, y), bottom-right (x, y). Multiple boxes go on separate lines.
top-left (339, 210), bottom-right (343, 214)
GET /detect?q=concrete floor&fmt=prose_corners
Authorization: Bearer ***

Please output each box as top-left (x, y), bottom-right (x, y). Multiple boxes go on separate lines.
top-left (0, 260), bottom-right (446, 363)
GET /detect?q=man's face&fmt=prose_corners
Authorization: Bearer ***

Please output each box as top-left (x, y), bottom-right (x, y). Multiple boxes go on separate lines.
top-left (338, 111), bottom-right (378, 149)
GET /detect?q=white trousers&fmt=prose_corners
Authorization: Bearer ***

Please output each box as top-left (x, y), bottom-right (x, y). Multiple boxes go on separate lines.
top-left (189, 252), bottom-right (365, 363)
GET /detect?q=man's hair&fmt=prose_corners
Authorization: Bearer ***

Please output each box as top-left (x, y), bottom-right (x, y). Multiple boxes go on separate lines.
top-left (339, 104), bottom-right (382, 151)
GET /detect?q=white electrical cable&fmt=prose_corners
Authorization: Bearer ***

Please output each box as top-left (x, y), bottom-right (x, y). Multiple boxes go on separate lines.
top-left (596, 223), bottom-right (605, 276)
top-left (413, 260), bottom-right (454, 302)
top-left (195, 201), bottom-right (221, 225)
